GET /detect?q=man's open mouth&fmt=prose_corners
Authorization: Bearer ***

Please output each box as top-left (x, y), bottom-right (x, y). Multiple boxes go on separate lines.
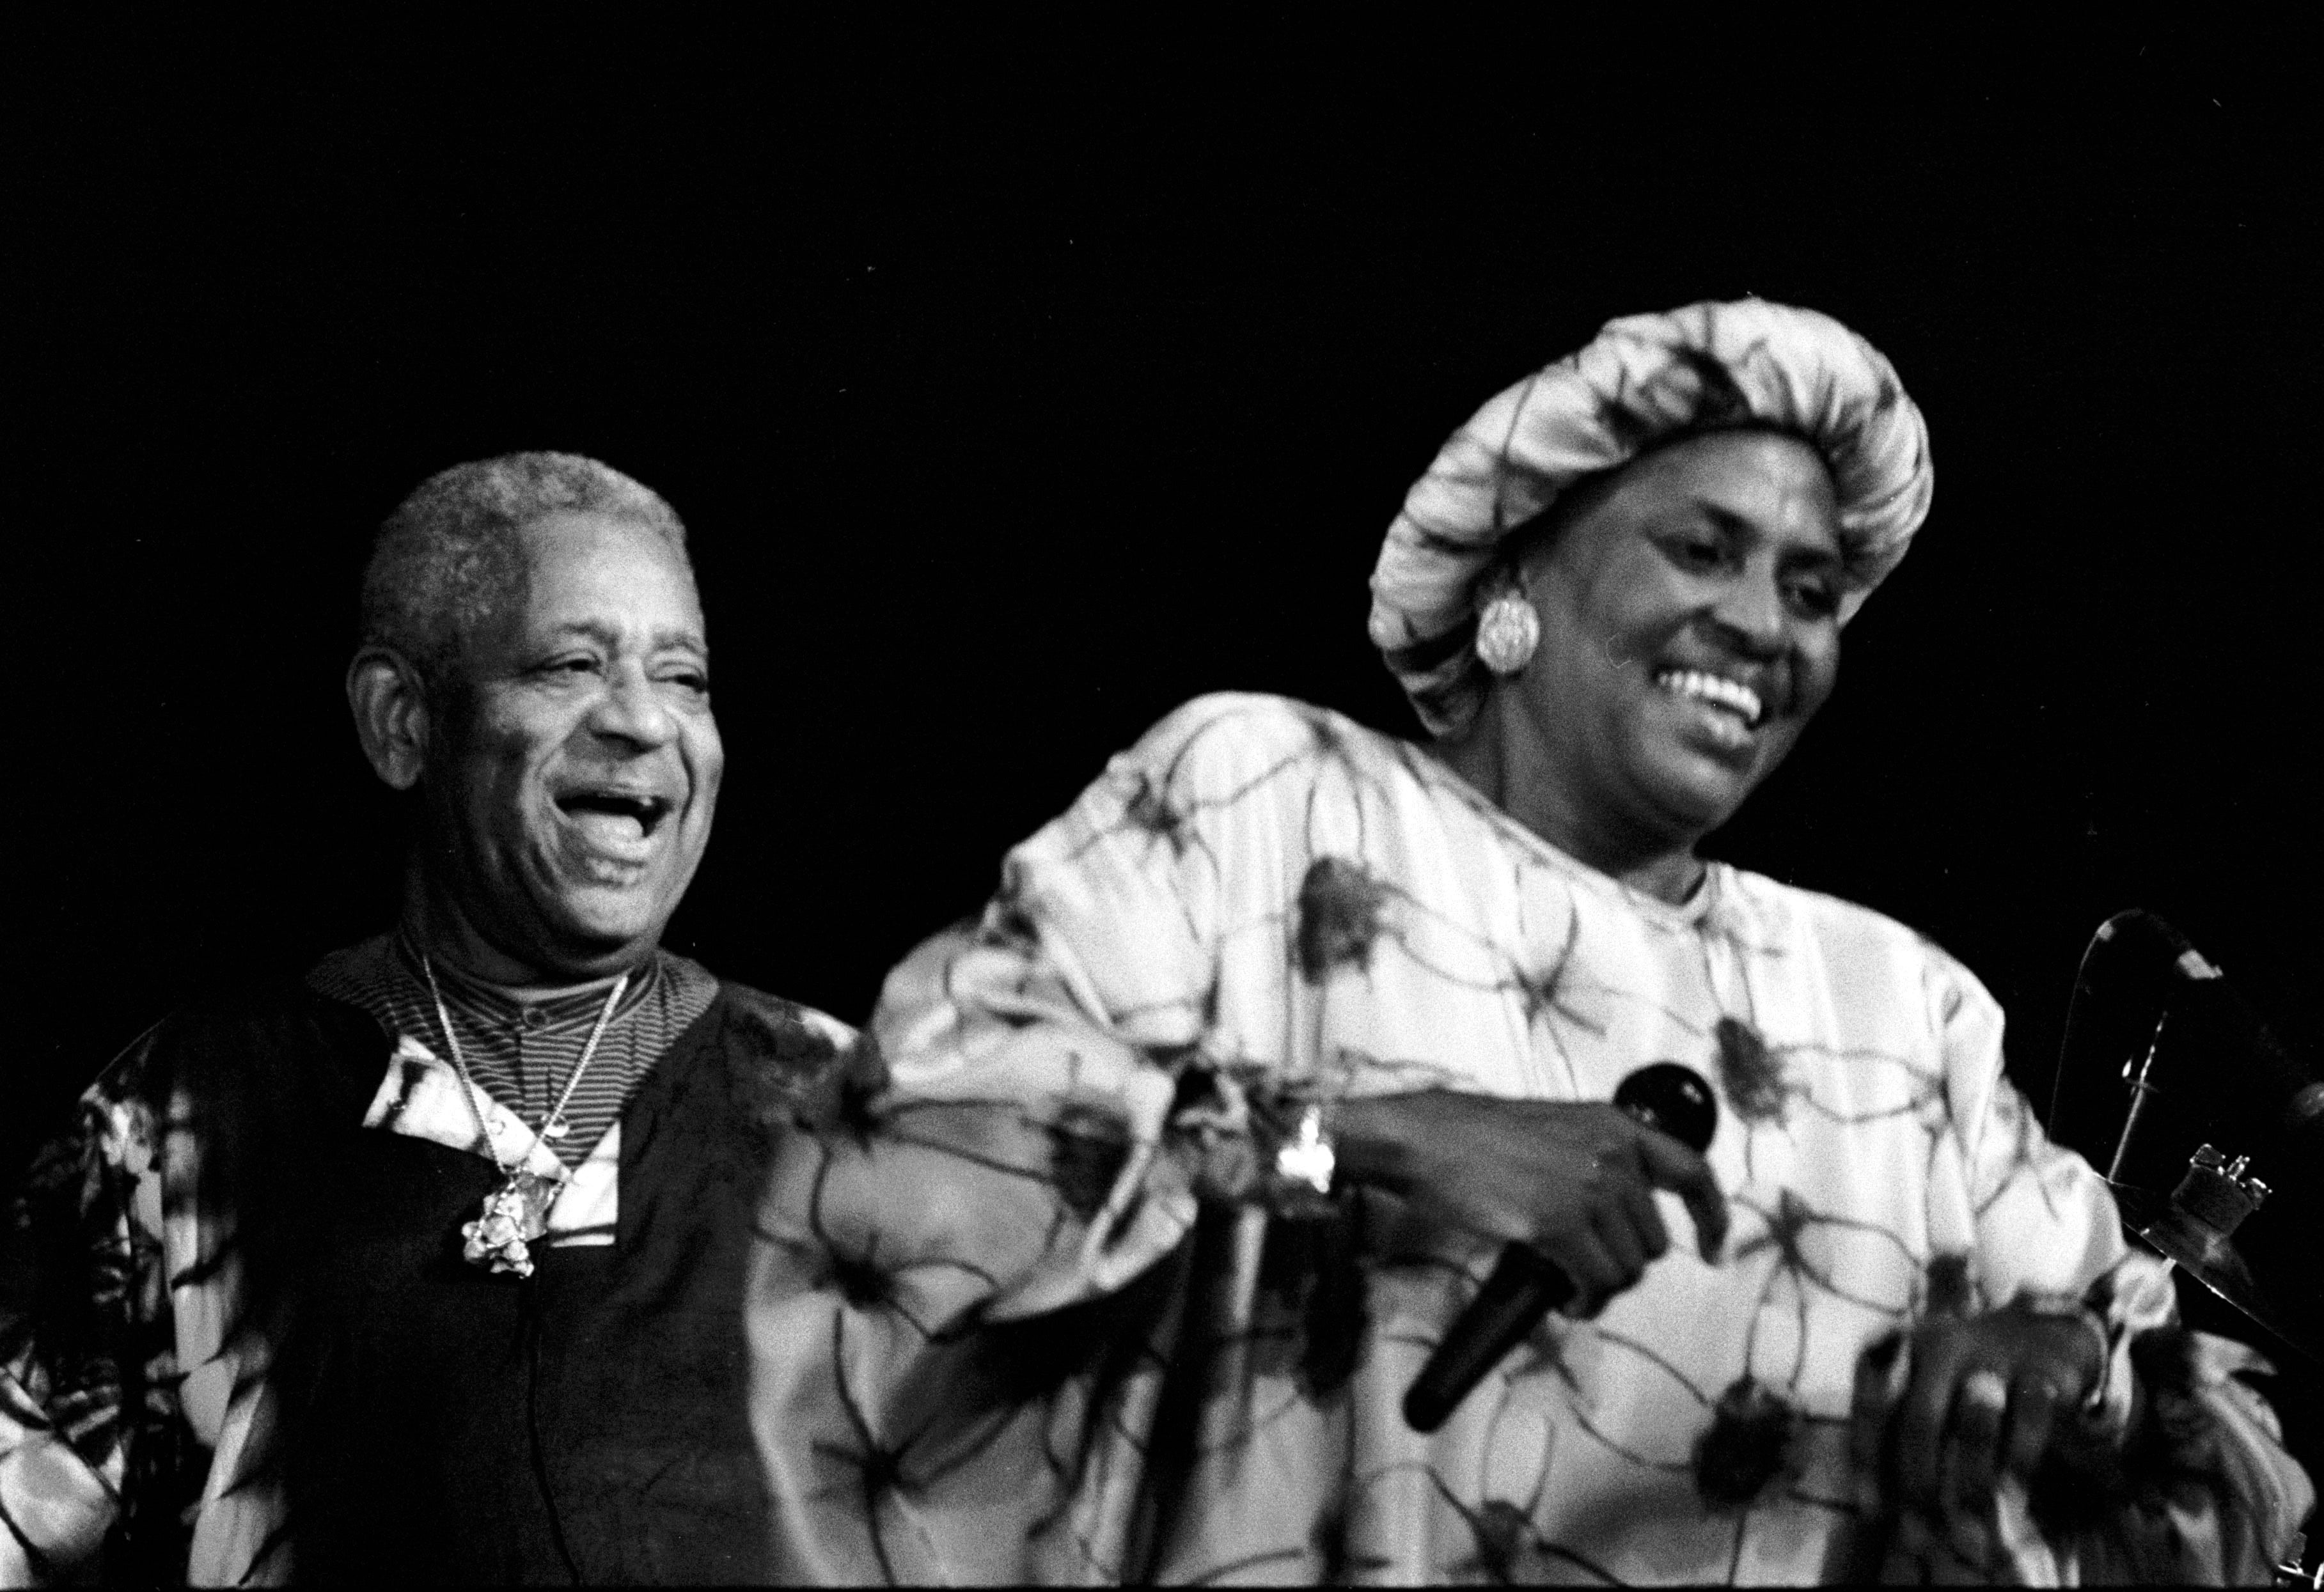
top-left (1654, 667), bottom-right (1767, 730)
top-left (556, 790), bottom-right (674, 840)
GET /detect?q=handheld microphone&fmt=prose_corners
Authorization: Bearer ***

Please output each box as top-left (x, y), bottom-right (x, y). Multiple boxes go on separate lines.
top-left (1401, 1062), bottom-right (1718, 1434)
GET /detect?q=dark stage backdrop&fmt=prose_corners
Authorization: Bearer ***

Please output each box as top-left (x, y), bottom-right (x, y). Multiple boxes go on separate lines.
top-left (11, 19), bottom-right (2321, 1428)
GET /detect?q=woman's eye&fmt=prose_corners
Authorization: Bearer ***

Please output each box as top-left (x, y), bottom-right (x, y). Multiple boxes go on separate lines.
top-left (1787, 582), bottom-right (1840, 619)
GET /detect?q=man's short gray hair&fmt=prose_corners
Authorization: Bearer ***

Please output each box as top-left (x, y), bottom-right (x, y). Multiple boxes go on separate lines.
top-left (360, 452), bottom-right (689, 691)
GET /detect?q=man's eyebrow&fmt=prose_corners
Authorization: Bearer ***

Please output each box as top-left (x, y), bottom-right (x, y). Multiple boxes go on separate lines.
top-left (538, 621), bottom-right (709, 652)
top-left (538, 620), bottom-right (624, 650)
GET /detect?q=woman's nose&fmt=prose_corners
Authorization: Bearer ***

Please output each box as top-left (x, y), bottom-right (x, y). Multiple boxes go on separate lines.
top-left (1709, 571), bottom-right (1787, 653)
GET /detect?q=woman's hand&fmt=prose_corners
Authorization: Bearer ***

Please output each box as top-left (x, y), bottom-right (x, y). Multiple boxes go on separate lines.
top-left (1333, 1089), bottom-right (1727, 1315)
top-left (1848, 1305), bottom-right (2113, 1513)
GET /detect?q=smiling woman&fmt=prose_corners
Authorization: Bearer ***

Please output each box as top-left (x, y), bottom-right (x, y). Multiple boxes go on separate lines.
top-left (744, 301), bottom-right (2312, 1584)
top-left (1439, 430), bottom-right (1846, 903)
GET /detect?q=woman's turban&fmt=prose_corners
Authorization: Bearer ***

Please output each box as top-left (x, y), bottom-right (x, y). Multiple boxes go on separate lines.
top-left (1367, 299), bottom-right (1934, 737)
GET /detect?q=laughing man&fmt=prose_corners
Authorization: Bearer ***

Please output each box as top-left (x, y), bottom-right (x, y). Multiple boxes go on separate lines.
top-left (1, 454), bottom-right (856, 1584)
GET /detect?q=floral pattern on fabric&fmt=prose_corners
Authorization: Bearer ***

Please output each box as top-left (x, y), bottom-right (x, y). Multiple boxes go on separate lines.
top-left (750, 692), bottom-right (2311, 1584)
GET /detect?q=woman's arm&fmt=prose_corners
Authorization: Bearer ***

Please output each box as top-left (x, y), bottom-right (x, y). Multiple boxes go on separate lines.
top-left (785, 697), bottom-right (1728, 1330)
top-left (1333, 1091), bottom-right (1725, 1313)
top-left (1854, 960), bottom-right (2313, 1582)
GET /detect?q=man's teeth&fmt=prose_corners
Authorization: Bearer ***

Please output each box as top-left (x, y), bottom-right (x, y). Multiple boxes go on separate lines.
top-left (560, 794), bottom-right (666, 838)
top-left (1657, 669), bottom-right (1764, 725)
top-left (569, 812), bottom-right (647, 847)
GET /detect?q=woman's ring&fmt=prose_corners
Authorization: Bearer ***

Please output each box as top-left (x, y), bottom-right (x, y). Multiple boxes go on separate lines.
top-left (1961, 1368), bottom-right (2009, 1410)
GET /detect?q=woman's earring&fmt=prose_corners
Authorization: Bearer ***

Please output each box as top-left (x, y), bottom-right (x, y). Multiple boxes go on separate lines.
top-left (1474, 588), bottom-right (1540, 676)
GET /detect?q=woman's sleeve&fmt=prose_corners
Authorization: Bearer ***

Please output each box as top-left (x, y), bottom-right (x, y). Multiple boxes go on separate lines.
top-left (1882, 962), bottom-right (2314, 1582)
top-left (1, 1043), bottom-right (200, 1587)
top-left (762, 696), bottom-right (1321, 1334)
top-left (747, 699), bottom-right (1346, 1582)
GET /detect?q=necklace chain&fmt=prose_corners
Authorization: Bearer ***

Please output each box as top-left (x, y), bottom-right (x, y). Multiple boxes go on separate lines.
top-left (420, 953), bottom-right (628, 1174)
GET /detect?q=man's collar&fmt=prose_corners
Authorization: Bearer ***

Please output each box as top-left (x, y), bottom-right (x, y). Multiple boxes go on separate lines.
top-left (391, 927), bottom-right (663, 1027)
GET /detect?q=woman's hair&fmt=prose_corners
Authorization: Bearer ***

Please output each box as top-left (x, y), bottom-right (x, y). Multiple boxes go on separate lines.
top-left (358, 451), bottom-right (687, 694)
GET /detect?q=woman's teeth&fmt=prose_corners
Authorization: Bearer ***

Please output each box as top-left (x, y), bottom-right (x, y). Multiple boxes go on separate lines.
top-left (1656, 668), bottom-right (1764, 726)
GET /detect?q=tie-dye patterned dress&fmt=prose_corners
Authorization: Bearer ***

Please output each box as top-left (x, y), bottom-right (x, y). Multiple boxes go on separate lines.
top-left (750, 692), bottom-right (2310, 1584)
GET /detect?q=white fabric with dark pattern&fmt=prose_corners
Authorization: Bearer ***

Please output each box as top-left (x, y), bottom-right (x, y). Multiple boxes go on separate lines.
top-left (751, 693), bottom-right (2309, 1584)
top-left (1368, 299), bottom-right (1935, 736)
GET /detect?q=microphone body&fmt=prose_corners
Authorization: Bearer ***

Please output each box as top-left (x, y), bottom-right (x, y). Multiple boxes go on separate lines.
top-left (1402, 1248), bottom-right (1576, 1433)
top-left (1401, 1062), bottom-right (1716, 1434)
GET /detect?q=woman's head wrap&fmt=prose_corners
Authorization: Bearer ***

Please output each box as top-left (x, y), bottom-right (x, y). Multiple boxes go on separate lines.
top-left (1367, 299), bottom-right (1933, 737)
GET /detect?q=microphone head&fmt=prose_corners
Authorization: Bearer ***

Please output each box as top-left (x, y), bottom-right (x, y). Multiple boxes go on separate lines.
top-left (1613, 1062), bottom-right (1718, 1153)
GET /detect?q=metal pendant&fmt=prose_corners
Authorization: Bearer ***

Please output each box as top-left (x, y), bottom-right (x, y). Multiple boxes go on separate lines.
top-left (460, 1170), bottom-right (558, 1277)
top-left (541, 1118), bottom-right (571, 1140)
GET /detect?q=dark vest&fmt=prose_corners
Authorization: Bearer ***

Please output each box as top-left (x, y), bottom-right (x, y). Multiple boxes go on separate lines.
top-left (159, 976), bottom-right (849, 1585)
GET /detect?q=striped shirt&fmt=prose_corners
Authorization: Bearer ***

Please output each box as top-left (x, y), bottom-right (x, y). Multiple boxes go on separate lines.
top-left (308, 932), bottom-right (720, 1167)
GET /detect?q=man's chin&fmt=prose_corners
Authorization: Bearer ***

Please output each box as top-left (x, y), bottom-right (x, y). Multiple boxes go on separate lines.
top-left (537, 889), bottom-right (677, 969)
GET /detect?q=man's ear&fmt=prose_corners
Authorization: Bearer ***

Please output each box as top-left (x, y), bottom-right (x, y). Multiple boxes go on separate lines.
top-left (347, 646), bottom-right (433, 791)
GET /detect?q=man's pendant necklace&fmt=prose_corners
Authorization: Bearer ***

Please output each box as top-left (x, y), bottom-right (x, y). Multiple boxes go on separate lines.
top-left (421, 953), bottom-right (627, 1278)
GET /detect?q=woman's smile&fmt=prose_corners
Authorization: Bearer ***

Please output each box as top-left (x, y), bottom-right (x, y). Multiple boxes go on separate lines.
top-left (1654, 667), bottom-right (1766, 729)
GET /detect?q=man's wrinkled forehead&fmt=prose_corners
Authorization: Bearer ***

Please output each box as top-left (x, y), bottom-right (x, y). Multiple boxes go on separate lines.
top-left (517, 512), bottom-right (704, 624)
top-left (450, 512), bottom-right (705, 673)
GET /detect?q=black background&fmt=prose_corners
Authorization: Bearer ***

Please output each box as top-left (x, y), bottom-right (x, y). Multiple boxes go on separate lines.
top-left (12, 15), bottom-right (2324, 1439)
